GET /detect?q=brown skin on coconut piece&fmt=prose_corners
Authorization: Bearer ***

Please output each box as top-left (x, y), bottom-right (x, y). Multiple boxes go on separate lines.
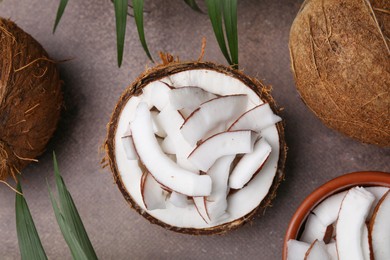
top-left (104, 61), bottom-right (287, 235)
top-left (0, 18), bottom-right (62, 181)
top-left (289, 0), bottom-right (390, 146)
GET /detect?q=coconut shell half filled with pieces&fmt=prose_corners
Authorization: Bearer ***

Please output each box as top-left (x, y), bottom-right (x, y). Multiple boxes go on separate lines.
top-left (0, 18), bottom-right (62, 181)
top-left (104, 60), bottom-right (287, 235)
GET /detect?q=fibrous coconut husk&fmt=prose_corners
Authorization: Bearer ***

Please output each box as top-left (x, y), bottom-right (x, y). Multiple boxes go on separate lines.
top-left (0, 18), bottom-right (62, 181)
top-left (104, 60), bottom-right (287, 235)
top-left (289, 0), bottom-right (389, 146)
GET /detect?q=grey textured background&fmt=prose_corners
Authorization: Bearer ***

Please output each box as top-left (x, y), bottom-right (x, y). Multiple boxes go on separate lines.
top-left (0, 0), bottom-right (389, 259)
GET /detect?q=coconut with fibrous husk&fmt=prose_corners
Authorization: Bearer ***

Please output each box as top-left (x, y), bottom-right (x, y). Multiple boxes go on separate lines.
top-left (0, 18), bottom-right (62, 182)
top-left (289, 0), bottom-right (389, 146)
top-left (104, 54), bottom-right (287, 235)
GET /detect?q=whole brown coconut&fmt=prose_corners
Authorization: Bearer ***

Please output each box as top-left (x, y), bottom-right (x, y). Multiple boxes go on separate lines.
top-left (289, 0), bottom-right (389, 146)
top-left (104, 59), bottom-right (287, 235)
top-left (0, 18), bottom-right (62, 181)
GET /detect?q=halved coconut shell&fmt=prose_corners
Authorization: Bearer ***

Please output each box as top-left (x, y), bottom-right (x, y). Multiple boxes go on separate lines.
top-left (104, 61), bottom-right (287, 235)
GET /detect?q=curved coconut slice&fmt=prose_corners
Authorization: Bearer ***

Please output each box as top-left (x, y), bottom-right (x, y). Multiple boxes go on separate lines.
top-left (305, 240), bottom-right (330, 260)
top-left (169, 86), bottom-right (217, 111)
top-left (369, 191), bottom-right (390, 260)
top-left (180, 95), bottom-right (248, 146)
top-left (366, 186), bottom-right (389, 219)
top-left (142, 81), bottom-right (172, 110)
top-left (156, 104), bottom-right (199, 172)
top-left (130, 102), bottom-right (211, 196)
top-left (287, 240), bottom-right (311, 260)
top-left (300, 213), bottom-right (328, 243)
top-left (228, 103), bottom-right (281, 132)
top-left (336, 187), bottom-right (375, 260)
top-left (169, 192), bottom-right (189, 208)
top-left (312, 191), bottom-right (348, 227)
top-left (206, 155), bottom-right (235, 223)
top-left (151, 111), bottom-right (167, 137)
top-left (362, 224), bottom-right (370, 260)
top-left (193, 197), bottom-right (210, 223)
top-left (188, 130), bottom-right (256, 172)
top-left (229, 138), bottom-right (271, 189)
top-left (140, 172), bottom-right (168, 210)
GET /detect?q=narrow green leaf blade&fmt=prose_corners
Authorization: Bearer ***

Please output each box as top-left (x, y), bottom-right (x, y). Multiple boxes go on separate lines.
top-left (15, 181), bottom-right (48, 260)
top-left (205, 0), bottom-right (232, 65)
top-left (48, 184), bottom-right (88, 260)
top-left (114, 0), bottom-right (128, 67)
top-left (222, 0), bottom-right (238, 68)
top-left (53, 0), bottom-right (69, 33)
top-left (52, 153), bottom-right (97, 260)
top-left (184, 0), bottom-right (203, 13)
top-left (132, 0), bottom-right (154, 62)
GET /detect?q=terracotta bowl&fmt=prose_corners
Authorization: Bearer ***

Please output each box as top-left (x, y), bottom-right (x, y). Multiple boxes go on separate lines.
top-left (282, 171), bottom-right (390, 260)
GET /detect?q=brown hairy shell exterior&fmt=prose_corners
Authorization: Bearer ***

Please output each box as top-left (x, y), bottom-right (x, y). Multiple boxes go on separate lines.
top-left (0, 18), bottom-right (62, 180)
top-left (289, 0), bottom-right (390, 146)
top-left (104, 61), bottom-right (287, 235)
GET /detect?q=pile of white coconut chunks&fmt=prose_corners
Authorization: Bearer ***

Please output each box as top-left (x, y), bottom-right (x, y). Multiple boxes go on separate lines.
top-left (121, 81), bottom-right (281, 224)
top-left (288, 186), bottom-right (390, 260)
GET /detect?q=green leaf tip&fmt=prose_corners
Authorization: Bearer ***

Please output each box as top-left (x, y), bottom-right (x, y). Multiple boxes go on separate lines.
top-left (51, 152), bottom-right (98, 259)
top-left (184, 0), bottom-right (204, 13)
top-left (132, 0), bottom-right (154, 62)
top-left (114, 0), bottom-right (128, 67)
top-left (15, 180), bottom-right (48, 260)
top-left (53, 0), bottom-right (69, 34)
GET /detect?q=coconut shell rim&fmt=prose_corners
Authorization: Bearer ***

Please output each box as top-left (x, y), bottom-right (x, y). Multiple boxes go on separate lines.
top-left (104, 61), bottom-right (287, 235)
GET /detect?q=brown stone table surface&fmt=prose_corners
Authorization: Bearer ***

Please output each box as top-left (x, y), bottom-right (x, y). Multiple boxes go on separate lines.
top-left (1, 0), bottom-right (389, 259)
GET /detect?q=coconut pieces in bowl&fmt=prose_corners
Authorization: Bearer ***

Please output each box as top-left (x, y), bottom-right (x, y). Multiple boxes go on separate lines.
top-left (287, 186), bottom-right (390, 260)
top-left (108, 66), bottom-right (286, 234)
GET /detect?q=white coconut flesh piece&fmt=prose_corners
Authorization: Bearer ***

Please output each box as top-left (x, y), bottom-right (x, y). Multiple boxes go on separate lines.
top-left (228, 103), bottom-right (282, 132)
top-left (229, 138), bottom-right (271, 189)
top-left (150, 110), bottom-right (167, 138)
top-left (140, 172), bottom-right (168, 210)
top-left (130, 102), bottom-right (211, 197)
top-left (114, 69), bottom-right (281, 228)
top-left (193, 196), bottom-right (210, 223)
top-left (366, 186), bottom-right (389, 219)
top-left (169, 86), bottom-right (217, 111)
top-left (169, 192), bottom-right (189, 208)
top-left (161, 137), bottom-right (175, 155)
top-left (362, 224), bottom-right (370, 260)
top-left (142, 80), bottom-right (172, 110)
top-left (300, 213), bottom-right (329, 243)
top-left (305, 240), bottom-right (330, 260)
top-left (206, 155), bottom-right (235, 223)
top-left (156, 104), bottom-right (199, 172)
top-left (369, 191), bottom-right (390, 260)
top-left (180, 94), bottom-right (249, 146)
top-left (336, 187), bottom-right (375, 260)
top-left (121, 123), bottom-right (137, 160)
top-left (325, 242), bottom-right (337, 260)
top-left (287, 240), bottom-right (311, 260)
top-left (188, 130), bottom-right (256, 172)
top-left (312, 191), bottom-right (348, 227)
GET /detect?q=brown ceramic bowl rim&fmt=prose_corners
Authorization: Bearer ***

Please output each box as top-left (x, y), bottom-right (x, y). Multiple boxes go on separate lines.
top-left (282, 171), bottom-right (390, 260)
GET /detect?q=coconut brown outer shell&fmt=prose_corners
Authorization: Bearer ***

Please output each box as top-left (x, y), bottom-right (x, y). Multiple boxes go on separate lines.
top-left (104, 61), bottom-right (287, 235)
top-left (0, 18), bottom-right (62, 180)
top-left (289, 0), bottom-right (390, 146)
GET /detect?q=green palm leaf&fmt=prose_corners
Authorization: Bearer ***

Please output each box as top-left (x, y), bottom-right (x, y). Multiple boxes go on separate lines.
top-left (114, 0), bottom-right (129, 67)
top-left (132, 0), bottom-right (154, 62)
top-left (53, 0), bottom-right (69, 33)
top-left (222, 0), bottom-right (238, 68)
top-left (184, 0), bottom-right (203, 13)
top-left (50, 152), bottom-right (97, 259)
top-left (205, 0), bottom-right (232, 65)
top-left (15, 181), bottom-right (48, 260)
